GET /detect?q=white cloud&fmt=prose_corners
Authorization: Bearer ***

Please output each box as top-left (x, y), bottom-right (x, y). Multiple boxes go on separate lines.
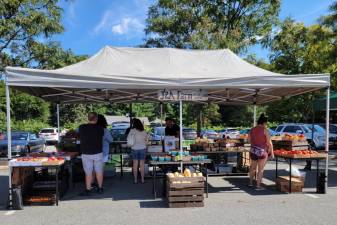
top-left (92, 0), bottom-right (151, 37)
top-left (111, 17), bottom-right (144, 35)
top-left (94, 10), bottom-right (113, 34)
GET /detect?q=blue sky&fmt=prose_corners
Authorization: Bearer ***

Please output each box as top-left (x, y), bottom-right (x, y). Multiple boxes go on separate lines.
top-left (54, 0), bottom-right (333, 60)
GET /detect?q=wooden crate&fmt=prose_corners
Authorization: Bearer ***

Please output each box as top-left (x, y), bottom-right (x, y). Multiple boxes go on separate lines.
top-left (273, 140), bottom-right (309, 150)
top-left (166, 177), bottom-right (204, 208)
top-left (276, 176), bottom-right (303, 193)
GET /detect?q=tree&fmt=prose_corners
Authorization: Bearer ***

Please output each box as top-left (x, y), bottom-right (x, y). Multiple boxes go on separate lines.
top-left (266, 16), bottom-right (336, 123)
top-left (144, 0), bottom-right (280, 127)
top-left (144, 0), bottom-right (280, 53)
top-left (0, 0), bottom-right (63, 73)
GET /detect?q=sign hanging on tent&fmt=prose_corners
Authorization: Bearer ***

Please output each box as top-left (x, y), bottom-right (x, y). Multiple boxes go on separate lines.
top-left (158, 89), bottom-right (208, 101)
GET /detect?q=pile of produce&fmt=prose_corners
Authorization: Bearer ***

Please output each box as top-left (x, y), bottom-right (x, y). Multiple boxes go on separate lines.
top-left (195, 137), bottom-right (213, 144)
top-left (274, 149), bottom-right (319, 157)
top-left (167, 169), bottom-right (203, 178)
top-left (282, 133), bottom-right (306, 141)
top-left (238, 134), bottom-right (249, 139)
top-left (12, 156), bottom-right (65, 166)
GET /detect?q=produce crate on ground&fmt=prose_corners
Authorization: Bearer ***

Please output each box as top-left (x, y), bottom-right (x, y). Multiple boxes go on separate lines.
top-left (166, 176), bottom-right (205, 208)
top-left (24, 192), bottom-right (56, 205)
top-left (272, 140), bottom-right (309, 151)
top-left (276, 176), bottom-right (304, 193)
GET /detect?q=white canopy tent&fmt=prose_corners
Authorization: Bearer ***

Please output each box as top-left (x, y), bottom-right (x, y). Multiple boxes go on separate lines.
top-left (4, 46), bottom-right (330, 199)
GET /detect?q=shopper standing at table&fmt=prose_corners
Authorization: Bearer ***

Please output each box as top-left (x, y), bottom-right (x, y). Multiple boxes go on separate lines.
top-left (78, 112), bottom-right (104, 195)
top-left (97, 114), bottom-right (113, 163)
top-left (127, 118), bottom-right (148, 184)
top-left (248, 114), bottom-right (274, 190)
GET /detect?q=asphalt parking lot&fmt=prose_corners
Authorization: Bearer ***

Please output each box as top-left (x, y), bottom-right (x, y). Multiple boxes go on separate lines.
top-left (1, 152), bottom-right (337, 225)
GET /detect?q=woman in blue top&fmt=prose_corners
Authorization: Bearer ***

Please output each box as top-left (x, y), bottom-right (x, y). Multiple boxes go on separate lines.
top-left (97, 115), bottom-right (113, 163)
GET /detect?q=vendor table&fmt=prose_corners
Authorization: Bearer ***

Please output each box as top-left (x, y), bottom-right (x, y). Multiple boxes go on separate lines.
top-left (149, 159), bottom-right (212, 199)
top-left (9, 163), bottom-right (65, 207)
top-left (30, 152), bottom-right (78, 187)
top-left (195, 148), bottom-right (250, 175)
top-left (275, 154), bottom-right (327, 193)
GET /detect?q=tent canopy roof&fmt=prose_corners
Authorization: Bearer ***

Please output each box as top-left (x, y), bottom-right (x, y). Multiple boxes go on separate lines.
top-left (5, 46), bottom-right (330, 105)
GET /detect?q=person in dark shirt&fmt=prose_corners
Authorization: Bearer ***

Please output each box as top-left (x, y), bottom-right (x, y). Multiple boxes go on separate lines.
top-left (165, 117), bottom-right (180, 137)
top-left (79, 112), bottom-right (104, 195)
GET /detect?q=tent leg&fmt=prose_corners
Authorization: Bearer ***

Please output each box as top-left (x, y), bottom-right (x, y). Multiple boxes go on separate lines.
top-left (57, 104), bottom-right (60, 143)
top-left (325, 87), bottom-right (330, 193)
top-left (5, 83), bottom-right (12, 208)
top-left (160, 102), bottom-right (163, 141)
top-left (197, 105), bottom-right (202, 137)
top-left (253, 104), bottom-right (257, 126)
top-left (129, 103), bottom-right (133, 123)
top-left (179, 100), bottom-right (183, 173)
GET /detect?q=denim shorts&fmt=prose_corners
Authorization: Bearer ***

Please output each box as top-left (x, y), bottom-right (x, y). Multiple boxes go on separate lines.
top-left (132, 149), bottom-right (146, 160)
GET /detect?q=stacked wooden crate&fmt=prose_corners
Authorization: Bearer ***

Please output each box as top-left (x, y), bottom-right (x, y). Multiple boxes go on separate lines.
top-left (272, 140), bottom-right (309, 150)
top-left (166, 176), bottom-right (205, 208)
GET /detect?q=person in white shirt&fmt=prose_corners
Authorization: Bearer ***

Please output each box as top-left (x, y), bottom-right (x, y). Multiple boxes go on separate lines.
top-left (127, 118), bottom-right (148, 184)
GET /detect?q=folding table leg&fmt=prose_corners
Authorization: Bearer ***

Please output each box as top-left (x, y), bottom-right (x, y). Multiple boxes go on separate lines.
top-left (56, 167), bottom-right (59, 206)
top-left (289, 159), bottom-right (292, 194)
top-left (153, 165), bottom-right (157, 199)
top-left (316, 159), bottom-right (320, 193)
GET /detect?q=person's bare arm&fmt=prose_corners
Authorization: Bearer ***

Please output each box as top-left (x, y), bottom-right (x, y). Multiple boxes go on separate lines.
top-left (264, 128), bottom-right (274, 158)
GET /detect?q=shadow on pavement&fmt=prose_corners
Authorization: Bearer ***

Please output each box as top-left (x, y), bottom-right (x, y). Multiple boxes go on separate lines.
top-left (139, 200), bottom-right (166, 208)
top-left (0, 174), bottom-right (9, 210)
top-left (62, 173), bottom-right (156, 202)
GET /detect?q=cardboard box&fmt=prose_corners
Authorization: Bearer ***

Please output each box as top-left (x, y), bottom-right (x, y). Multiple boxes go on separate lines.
top-left (276, 176), bottom-right (303, 193)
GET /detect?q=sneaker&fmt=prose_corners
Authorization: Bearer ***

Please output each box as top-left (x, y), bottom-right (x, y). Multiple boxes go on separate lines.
top-left (79, 189), bottom-right (92, 196)
top-left (91, 183), bottom-right (99, 191)
top-left (98, 188), bottom-right (104, 194)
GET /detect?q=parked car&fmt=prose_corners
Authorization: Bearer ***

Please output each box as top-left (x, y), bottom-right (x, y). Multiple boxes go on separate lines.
top-left (304, 124), bottom-right (337, 149)
top-left (59, 130), bottom-right (78, 152)
top-left (275, 123), bottom-right (323, 149)
top-left (239, 128), bottom-right (278, 137)
top-left (150, 127), bottom-right (165, 141)
top-left (0, 131), bottom-right (45, 157)
top-left (183, 128), bottom-right (197, 140)
top-left (201, 130), bottom-right (220, 140)
top-left (112, 121), bottom-right (130, 129)
top-left (38, 128), bottom-right (59, 144)
top-left (110, 127), bottom-right (128, 142)
top-left (219, 128), bottom-right (240, 139)
top-left (316, 124), bottom-right (337, 135)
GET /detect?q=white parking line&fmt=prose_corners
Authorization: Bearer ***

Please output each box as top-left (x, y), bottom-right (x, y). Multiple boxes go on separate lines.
top-left (305, 194), bottom-right (319, 199)
top-left (4, 210), bottom-right (16, 216)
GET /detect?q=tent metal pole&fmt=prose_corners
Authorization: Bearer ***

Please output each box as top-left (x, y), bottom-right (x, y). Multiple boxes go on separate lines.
top-left (5, 82), bottom-right (12, 206)
top-left (57, 104), bottom-right (60, 143)
top-left (253, 104), bottom-right (257, 126)
top-left (179, 100), bottom-right (183, 172)
top-left (325, 87), bottom-right (330, 193)
top-left (129, 102), bottom-right (133, 123)
top-left (160, 102), bottom-right (163, 141)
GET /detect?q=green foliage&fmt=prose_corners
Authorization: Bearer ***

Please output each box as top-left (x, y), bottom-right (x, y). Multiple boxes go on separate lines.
top-left (0, 0), bottom-right (63, 72)
top-left (12, 119), bottom-right (50, 134)
top-left (144, 0), bottom-right (280, 53)
top-left (266, 13), bottom-right (337, 123)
